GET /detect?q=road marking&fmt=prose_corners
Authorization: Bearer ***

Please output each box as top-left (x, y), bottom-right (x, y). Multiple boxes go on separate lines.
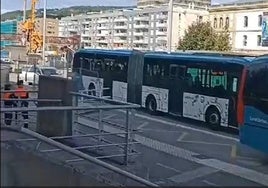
top-left (202, 180), bottom-right (219, 187)
top-left (77, 117), bottom-right (268, 186)
top-left (103, 114), bottom-right (117, 120)
top-left (178, 140), bottom-right (231, 147)
top-left (142, 128), bottom-right (183, 133)
top-left (118, 110), bottom-right (239, 142)
top-left (168, 166), bottom-right (218, 184)
top-left (156, 163), bottom-right (181, 173)
top-left (231, 145), bottom-right (237, 158)
top-left (137, 122), bottom-right (149, 130)
top-left (177, 132), bottom-right (188, 141)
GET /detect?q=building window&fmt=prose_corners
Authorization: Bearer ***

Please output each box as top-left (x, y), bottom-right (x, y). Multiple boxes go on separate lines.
top-left (257, 35), bottom-right (262, 46)
top-left (219, 17), bottom-right (223, 28)
top-left (244, 16), bottom-right (248, 27)
top-left (258, 15), bottom-right (262, 27)
top-left (214, 17), bottom-right (217, 28)
top-left (243, 35), bottom-right (247, 46)
top-left (225, 17), bottom-right (229, 29)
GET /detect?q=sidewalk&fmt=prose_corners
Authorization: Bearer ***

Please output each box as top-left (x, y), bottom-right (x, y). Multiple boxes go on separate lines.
top-left (1, 129), bottom-right (105, 186)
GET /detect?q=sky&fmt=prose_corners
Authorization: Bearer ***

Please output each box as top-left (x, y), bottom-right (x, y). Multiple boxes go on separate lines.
top-left (1, 0), bottom-right (236, 14)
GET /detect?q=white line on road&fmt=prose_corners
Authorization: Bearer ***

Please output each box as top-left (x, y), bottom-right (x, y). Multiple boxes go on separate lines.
top-left (177, 140), bottom-right (231, 147)
top-left (118, 110), bottom-right (239, 142)
top-left (168, 166), bottom-right (218, 184)
top-left (77, 117), bottom-right (268, 186)
top-left (137, 122), bottom-right (149, 130)
top-left (202, 180), bottom-right (219, 187)
top-left (156, 163), bottom-right (181, 173)
top-left (177, 132), bottom-right (188, 141)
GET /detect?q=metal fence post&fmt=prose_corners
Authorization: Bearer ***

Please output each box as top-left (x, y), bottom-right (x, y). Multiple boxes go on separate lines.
top-left (98, 109), bottom-right (103, 148)
top-left (124, 109), bottom-right (130, 165)
top-left (72, 95), bottom-right (78, 135)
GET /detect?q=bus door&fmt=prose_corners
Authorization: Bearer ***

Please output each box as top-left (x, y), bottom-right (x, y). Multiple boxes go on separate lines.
top-left (168, 64), bottom-right (186, 115)
top-left (226, 70), bottom-right (240, 126)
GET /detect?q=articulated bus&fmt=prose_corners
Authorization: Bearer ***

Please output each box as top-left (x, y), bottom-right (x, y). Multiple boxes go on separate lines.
top-left (72, 49), bottom-right (251, 129)
top-left (238, 55), bottom-right (268, 153)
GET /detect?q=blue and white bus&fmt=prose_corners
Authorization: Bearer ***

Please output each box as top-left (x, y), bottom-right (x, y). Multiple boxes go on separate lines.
top-left (73, 49), bottom-right (251, 130)
top-left (238, 55), bottom-right (268, 153)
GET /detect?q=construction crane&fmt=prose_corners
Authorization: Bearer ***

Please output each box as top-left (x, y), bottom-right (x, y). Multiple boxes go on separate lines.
top-left (20, 0), bottom-right (43, 54)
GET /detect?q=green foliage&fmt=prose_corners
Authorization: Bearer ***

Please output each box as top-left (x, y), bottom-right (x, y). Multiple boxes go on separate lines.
top-left (1, 6), bottom-right (135, 21)
top-left (177, 21), bottom-right (231, 51)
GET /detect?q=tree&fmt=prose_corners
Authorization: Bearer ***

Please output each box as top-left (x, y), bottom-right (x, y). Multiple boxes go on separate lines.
top-left (177, 21), bottom-right (231, 51)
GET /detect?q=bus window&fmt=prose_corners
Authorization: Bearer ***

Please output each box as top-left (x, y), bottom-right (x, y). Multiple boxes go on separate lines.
top-left (245, 64), bottom-right (268, 114)
top-left (169, 65), bottom-right (178, 78)
top-left (232, 77), bottom-right (238, 92)
top-left (210, 70), bottom-right (227, 90)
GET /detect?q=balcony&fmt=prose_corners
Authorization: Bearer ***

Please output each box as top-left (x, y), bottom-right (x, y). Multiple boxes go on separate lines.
top-left (96, 39), bottom-right (108, 43)
top-left (114, 25), bottom-right (128, 29)
top-left (133, 39), bottom-right (149, 44)
top-left (156, 22), bottom-right (167, 28)
top-left (134, 24), bottom-right (149, 29)
top-left (134, 16), bottom-right (149, 21)
top-left (114, 18), bottom-right (128, 22)
top-left (134, 32), bottom-right (148, 36)
top-left (158, 14), bottom-right (168, 19)
top-left (97, 18), bottom-right (109, 23)
top-left (113, 38), bottom-right (127, 43)
top-left (97, 25), bottom-right (109, 30)
top-left (114, 32), bottom-right (128, 36)
top-left (156, 31), bottom-right (167, 36)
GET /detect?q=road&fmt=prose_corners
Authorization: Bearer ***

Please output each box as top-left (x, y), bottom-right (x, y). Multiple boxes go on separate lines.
top-left (1, 129), bottom-right (106, 186)
top-left (73, 101), bottom-right (268, 186)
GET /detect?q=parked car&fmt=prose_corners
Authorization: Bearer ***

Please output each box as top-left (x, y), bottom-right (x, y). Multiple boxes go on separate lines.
top-left (19, 66), bottom-right (62, 85)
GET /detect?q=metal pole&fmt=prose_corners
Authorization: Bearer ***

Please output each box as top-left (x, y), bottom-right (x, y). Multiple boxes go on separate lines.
top-left (42, 0), bottom-right (47, 65)
top-left (20, 128), bottom-right (159, 187)
top-left (167, 0), bottom-right (174, 53)
top-left (23, 0), bottom-right (27, 22)
top-left (98, 109), bottom-right (103, 146)
top-left (124, 109), bottom-right (130, 165)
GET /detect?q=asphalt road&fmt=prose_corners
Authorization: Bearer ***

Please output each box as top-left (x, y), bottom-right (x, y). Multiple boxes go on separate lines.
top-left (72, 99), bottom-right (268, 186)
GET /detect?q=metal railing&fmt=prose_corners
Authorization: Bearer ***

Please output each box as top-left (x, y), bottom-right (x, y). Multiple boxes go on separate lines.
top-left (1, 91), bottom-right (157, 186)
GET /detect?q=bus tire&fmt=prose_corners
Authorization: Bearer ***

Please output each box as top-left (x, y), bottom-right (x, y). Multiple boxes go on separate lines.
top-left (205, 106), bottom-right (221, 130)
top-left (146, 95), bottom-right (157, 114)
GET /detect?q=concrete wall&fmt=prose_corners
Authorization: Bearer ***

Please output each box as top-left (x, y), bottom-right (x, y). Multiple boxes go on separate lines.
top-left (36, 76), bottom-right (74, 137)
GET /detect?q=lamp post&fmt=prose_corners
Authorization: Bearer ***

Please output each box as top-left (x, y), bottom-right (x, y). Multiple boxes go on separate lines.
top-left (167, 0), bottom-right (174, 53)
top-left (42, 0), bottom-right (47, 65)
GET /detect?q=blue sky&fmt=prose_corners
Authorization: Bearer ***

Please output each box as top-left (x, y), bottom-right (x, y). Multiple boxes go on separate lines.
top-left (1, 0), bottom-right (236, 14)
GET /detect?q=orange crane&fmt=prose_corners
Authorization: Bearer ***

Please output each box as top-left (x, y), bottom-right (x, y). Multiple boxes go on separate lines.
top-left (20, 0), bottom-right (43, 54)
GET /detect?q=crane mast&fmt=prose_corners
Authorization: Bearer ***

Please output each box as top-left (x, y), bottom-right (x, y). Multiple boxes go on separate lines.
top-left (21, 0), bottom-right (43, 54)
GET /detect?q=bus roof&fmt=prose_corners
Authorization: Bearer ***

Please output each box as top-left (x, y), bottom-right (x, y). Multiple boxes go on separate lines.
top-left (250, 55), bottom-right (268, 65)
top-left (144, 52), bottom-right (252, 65)
top-left (76, 49), bottom-right (141, 56)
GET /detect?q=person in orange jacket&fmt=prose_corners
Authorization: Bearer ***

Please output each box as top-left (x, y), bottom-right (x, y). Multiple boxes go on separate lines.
top-left (3, 84), bottom-right (17, 126)
top-left (15, 80), bottom-right (29, 128)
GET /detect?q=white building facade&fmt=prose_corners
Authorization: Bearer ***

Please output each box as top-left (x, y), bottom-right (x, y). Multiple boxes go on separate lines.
top-left (235, 10), bottom-right (268, 51)
top-left (59, 5), bottom-right (208, 51)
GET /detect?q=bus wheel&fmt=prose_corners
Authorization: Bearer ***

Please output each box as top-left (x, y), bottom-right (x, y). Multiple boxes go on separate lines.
top-left (205, 107), bottom-right (221, 130)
top-left (146, 95), bottom-right (157, 114)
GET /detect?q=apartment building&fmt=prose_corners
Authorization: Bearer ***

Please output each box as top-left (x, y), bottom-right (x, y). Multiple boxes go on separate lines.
top-left (137, 0), bottom-right (211, 8)
top-left (209, 0), bottom-right (268, 52)
top-left (59, 5), bottom-right (209, 51)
